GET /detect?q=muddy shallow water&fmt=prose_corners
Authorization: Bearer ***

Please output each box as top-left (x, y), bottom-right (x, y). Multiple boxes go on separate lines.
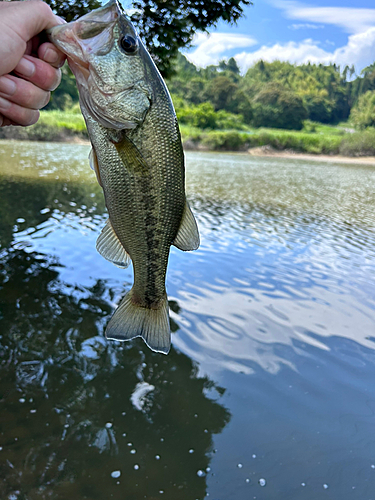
top-left (1, 141), bottom-right (375, 499)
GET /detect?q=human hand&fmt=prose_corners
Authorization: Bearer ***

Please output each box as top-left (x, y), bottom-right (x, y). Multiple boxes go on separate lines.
top-left (0, 0), bottom-right (66, 127)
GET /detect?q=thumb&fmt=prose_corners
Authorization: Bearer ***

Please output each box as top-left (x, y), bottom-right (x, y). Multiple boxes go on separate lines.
top-left (1, 1), bottom-right (64, 43)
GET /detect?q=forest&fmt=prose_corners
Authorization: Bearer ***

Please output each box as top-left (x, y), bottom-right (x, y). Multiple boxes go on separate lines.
top-left (15, 54), bottom-right (371, 156)
top-left (48, 54), bottom-right (375, 132)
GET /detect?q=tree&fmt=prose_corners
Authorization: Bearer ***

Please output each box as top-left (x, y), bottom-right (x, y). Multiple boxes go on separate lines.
top-left (44, 0), bottom-right (101, 22)
top-left (349, 91), bottom-right (375, 129)
top-left (203, 76), bottom-right (239, 111)
top-left (44, 0), bottom-right (252, 77)
top-left (304, 94), bottom-right (332, 123)
top-left (219, 57), bottom-right (240, 75)
top-left (251, 83), bottom-right (307, 130)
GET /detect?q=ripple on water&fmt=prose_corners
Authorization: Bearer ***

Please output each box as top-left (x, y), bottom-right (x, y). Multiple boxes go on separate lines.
top-left (1, 145), bottom-right (375, 500)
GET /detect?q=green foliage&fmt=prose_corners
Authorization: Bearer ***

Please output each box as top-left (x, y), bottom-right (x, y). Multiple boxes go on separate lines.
top-left (179, 125), bottom-right (344, 154)
top-left (168, 57), bottom-right (361, 128)
top-left (45, 65), bottom-right (79, 111)
top-left (243, 60), bottom-right (350, 124)
top-left (350, 63), bottom-right (375, 105)
top-left (38, 110), bottom-right (87, 132)
top-left (0, 110), bottom-right (87, 142)
top-left (176, 102), bottom-right (245, 130)
top-left (130, 0), bottom-right (252, 77)
top-left (349, 91), bottom-right (375, 129)
top-left (251, 84), bottom-right (307, 130)
top-left (339, 129), bottom-right (375, 156)
top-left (302, 120), bottom-right (317, 133)
top-left (246, 129), bottom-right (342, 154)
top-left (201, 131), bottom-right (249, 150)
top-left (304, 94), bottom-right (332, 123)
top-left (44, 0), bottom-right (101, 22)
top-left (177, 103), bottom-right (218, 129)
top-left (203, 76), bottom-right (239, 111)
top-left (46, 0), bottom-right (252, 77)
top-left (219, 57), bottom-right (240, 75)
top-left (302, 120), bottom-right (346, 136)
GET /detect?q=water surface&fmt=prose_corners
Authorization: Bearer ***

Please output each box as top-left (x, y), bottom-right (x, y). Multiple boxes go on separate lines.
top-left (1, 141), bottom-right (375, 499)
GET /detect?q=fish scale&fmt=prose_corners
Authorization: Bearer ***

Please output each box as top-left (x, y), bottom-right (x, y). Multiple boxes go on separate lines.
top-left (47, 0), bottom-right (200, 353)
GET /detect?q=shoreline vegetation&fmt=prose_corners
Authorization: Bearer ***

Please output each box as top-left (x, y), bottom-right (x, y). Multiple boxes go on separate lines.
top-left (3, 57), bottom-right (375, 162)
top-left (1, 110), bottom-right (375, 163)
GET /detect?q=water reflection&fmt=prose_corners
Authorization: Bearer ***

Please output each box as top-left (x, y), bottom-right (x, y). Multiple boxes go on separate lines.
top-left (0, 249), bottom-right (230, 499)
top-left (1, 142), bottom-right (375, 499)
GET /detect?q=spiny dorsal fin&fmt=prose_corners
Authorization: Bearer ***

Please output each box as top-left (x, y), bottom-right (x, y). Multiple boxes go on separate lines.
top-left (173, 199), bottom-right (200, 251)
top-left (88, 146), bottom-right (102, 187)
top-left (96, 219), bottom-right (131, 269)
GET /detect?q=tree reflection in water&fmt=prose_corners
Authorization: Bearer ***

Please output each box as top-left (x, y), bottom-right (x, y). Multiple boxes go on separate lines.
top-left (0, 249), bottom-right (230, 500)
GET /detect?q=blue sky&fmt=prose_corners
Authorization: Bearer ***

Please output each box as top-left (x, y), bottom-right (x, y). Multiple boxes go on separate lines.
top-left (184, 0), bottom-right (375, 74)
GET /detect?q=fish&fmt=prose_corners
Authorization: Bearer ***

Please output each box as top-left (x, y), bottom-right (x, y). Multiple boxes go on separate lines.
top-left (47, 0), bottom-right (199, 354)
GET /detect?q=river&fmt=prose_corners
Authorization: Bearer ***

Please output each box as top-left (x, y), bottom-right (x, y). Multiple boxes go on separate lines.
top-left (1, 140), bottom-right (375, 500)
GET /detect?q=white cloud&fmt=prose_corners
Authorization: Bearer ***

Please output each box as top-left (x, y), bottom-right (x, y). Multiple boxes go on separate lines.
top-left (235, 38), bottom-right (331, 69)
top-left (235, 27), bottom-right (375, 72)
top-left (288, 23), bottom-right (325, 30)
top-left (186, 27), bottom-right (375, 74)
top-left (272, 1), bottom-right (375, 34)
top-left (186, 33), bottom-right (257, 68)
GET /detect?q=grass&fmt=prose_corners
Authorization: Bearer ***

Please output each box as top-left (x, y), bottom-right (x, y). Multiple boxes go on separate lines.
top-left (1, 111), bottom-right (374, 157)
top-left (0, 110), bottom-right (88, 142)
top-left (38, 110), bottom-right (87, 133)
top-left (339, 128), bottom-right (375, 156)
top-left (180, 123), bottom-right (344, 154)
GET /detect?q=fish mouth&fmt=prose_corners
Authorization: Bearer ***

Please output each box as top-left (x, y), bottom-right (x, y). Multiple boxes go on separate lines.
top-left (46, 1), bottom-right (118, 87)
top-left (47, 0), bottom-right (119, 63)
top-left (47, 0), bottom-right (142, 130)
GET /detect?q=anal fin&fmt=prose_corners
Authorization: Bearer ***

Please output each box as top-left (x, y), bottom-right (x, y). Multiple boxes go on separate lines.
top-left (173, 199), bottom-right (200, 251)
top-left (96, 219), bottom-right (131, 269)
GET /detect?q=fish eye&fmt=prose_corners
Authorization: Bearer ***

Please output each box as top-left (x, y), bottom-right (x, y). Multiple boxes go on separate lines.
top-left (120, 35), bottom-right (138, 54)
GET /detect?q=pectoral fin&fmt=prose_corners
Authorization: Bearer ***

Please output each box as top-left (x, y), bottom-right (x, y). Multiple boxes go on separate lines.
top-left (89, 146), bottom-right (102, 187)
top-left (173, 200), bottom-right (200, 251)
top-left (96, 219), bottom-right (131, 269)
top-left (112, 134), bottom-right (149, 177)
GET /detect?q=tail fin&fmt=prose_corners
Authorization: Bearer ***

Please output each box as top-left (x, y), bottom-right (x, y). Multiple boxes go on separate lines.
top-left (105, 290), bottom-right (171, 354)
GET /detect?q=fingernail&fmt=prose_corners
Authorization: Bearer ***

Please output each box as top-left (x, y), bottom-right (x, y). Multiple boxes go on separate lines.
top-left (16, 57), bottom-right (35, 78)
top-left (43, 48), bottom-right (59, 64)
top-left (0, 97), bottom-right (11, 110)
top-left (0, 76), bottom-right (16, 96)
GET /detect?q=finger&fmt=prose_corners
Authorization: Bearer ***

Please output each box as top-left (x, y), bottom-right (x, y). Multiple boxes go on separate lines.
top-left (38, 42), bottom-right (66, 69)
top-left (1, 1), bottom-right (64, 43)
top-left (0, 75), bottom-right (50, 110)
top-left (14, 55), bottom-right (61, 92)
top-left (0, 1), bottom-right (65, 75)
top-left (0, 97), bottom-right (39, 127)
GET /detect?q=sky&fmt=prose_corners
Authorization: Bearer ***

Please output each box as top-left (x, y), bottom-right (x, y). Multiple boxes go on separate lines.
top-left (184, 0), bottom-right (375, 74)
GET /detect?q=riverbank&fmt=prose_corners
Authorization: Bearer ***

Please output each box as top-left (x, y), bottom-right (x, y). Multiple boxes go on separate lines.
top-left (247, 146), bottom-right (375, 165)
top-left (1, 110), bottom-right (375, 160)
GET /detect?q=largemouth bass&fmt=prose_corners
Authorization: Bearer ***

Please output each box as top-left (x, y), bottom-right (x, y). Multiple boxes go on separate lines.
top-left (47, 0), bottom-right (199, 354)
